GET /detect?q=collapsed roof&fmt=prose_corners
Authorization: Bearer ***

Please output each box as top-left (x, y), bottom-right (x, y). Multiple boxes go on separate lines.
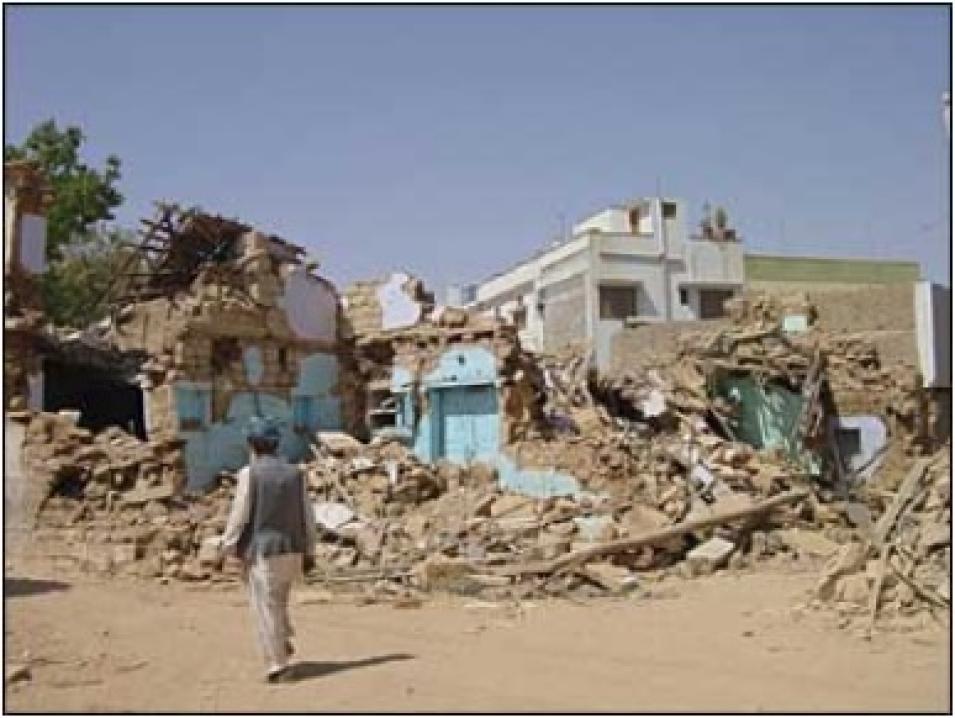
top-left (114, 203), bottom-right (306, 306)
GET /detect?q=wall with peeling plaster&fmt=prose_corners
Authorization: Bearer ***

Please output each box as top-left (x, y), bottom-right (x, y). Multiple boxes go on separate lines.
top-left (174, 351), bottom-right (343, 489)
top-left (119, 252), bottom-right (348, 489)
top-left (388, 346), bottom-right (500, 463)
top-left (282, 268), bottom-right (338, 342)
top-left (382, 344), bottom-right (579, 498)
top-left (377, 273), bottom-right (424, 330)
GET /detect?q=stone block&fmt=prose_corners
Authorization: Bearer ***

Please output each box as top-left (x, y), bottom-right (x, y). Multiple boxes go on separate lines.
top-left (412, 556), bottom-right (474, 592)
top-left (490, 494), bottom-right (535, 519)
top-left (121, 484), bottom-right (175, 506)
top-left (686, 536), bottom-right (736, 572)
top-left (777, 528), bottom-right (840, 558)
top-left (198, 537), bottom-right (222, 567)
top-left (581, 562), bottom-right (638, 593)
top-left (836, 573), bottom-right (871, 605)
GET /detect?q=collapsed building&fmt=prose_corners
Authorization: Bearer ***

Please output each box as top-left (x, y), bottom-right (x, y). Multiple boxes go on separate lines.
top-left (101, 204), bottom-right (350, 488)
top-left (4, 189), bottom-right (355, 500)
top-left (26, 285), bottom-right (951, 631)
top-left (5, 167), bottom-right (949, 633)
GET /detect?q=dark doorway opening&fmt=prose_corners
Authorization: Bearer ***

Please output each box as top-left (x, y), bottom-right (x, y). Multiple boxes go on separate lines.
top-left (699, 289), bottom-right (735, 319)
top-left (42, 359), bottom-right (147, 439)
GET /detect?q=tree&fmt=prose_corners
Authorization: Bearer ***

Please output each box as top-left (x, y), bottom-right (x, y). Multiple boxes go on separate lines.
top-left (5, 119), bottom-right (123, 263)
top-left (41, 227), bottom-right (139, 328)
top-left (5, 120), bottom-right (127, 327)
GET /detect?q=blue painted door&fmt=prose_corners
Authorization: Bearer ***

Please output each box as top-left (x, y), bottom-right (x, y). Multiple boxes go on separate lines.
top-left (438, 385), bottom-right (499, 463)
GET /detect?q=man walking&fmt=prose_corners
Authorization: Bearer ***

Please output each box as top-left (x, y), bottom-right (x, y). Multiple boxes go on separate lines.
top-left (220, 416), bottom-right (318, 683)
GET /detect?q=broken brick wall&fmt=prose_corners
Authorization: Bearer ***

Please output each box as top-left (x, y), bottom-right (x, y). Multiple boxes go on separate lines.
top-left (107, 223), bottom-right (359, 489)
top-left (745, 282), bottom-right (918, 368)
top-left (341, 272), bottom-right (435, 339)
top-left (352, 308), bottom-right (545, 462)
top-left (609, 319), bottom-right (730, 373)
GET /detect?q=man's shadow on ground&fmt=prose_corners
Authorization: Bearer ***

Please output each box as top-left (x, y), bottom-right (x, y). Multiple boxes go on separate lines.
top-left (288, 653), bottom-right (415, 682)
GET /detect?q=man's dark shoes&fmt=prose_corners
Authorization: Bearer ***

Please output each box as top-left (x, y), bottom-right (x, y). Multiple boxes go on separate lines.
top-left (266, 665), bottom-right (295, 684)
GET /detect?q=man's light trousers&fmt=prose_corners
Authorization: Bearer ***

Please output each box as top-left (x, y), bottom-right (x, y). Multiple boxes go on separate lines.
top-left (245, 553), bottom-right (302, 674)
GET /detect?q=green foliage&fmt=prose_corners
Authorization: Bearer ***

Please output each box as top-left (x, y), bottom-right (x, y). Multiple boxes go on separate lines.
top-left (5, 119), bottom-right (123, 263)
top-left (39, 227), bottom-right (139, 328)
top-left (6, 119), bottom-right (128, 327)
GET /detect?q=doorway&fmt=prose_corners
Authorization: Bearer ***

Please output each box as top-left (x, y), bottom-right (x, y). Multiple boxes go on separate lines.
top-left (42, 359), bottom-right (146, 439)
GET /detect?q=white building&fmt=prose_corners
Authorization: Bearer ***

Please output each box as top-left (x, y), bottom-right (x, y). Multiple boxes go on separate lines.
top-left (466, 197), bottom-right (745, 368)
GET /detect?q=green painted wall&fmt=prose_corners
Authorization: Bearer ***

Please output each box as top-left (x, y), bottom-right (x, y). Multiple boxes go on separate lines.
top-left (744, 254), bottom-right (920, 284)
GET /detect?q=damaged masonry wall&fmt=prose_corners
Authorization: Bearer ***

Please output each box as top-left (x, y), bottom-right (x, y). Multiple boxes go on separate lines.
top-left (3, 161), bottom-right (53, 411)
top-left (344, 276), bottom-right (579, 496)
top-left (109, 206), bottom-right (355, 489)
top-left (341, 272), bottom-right (435, 338)
top-left (24, 277), bottom-right (951, 627)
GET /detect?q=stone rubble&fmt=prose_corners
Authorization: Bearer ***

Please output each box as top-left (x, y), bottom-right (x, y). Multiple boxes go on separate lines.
top-left (22, 292), bottom-right (950, 630)
top-left (812, 447), bottom-right (951, 629)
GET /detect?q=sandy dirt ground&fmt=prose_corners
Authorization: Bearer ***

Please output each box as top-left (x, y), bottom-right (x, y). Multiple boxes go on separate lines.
top-left (4, 553), bottom-right (950, 714)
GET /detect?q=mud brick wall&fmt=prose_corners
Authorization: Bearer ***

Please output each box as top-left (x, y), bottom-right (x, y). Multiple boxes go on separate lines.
top-left (745, 282), bottom-right (918, 368)
top-left (610, 319), bottom-right (728, 372)
top-left (342, 282), bottom-right (383, 338)
top-left (117, 286), bottom-right (354, 439)
top-left (745, 282), bottom-right (915, 332)
top-left (112, 298), bottom-right (186, 358)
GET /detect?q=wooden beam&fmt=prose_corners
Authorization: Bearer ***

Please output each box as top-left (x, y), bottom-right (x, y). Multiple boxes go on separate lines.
top-left (871, 458), bottom-right (931, 548)
top-left (485, 488), bottom-right (809, 577)
top-left (866, 544), bottom-right (891, 633)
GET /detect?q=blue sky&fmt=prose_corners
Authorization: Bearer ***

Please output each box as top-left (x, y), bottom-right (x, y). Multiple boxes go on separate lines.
top-left (5, 5), bottom-right (951, 289)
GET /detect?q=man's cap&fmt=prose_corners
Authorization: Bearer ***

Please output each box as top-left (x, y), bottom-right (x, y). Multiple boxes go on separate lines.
top-left (245, 415), bottom-right (282, 442)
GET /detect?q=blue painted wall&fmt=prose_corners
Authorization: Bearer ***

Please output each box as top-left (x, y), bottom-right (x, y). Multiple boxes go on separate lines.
top-left (422, 346), bottom-right (498, 387)
top-left (383, 345), bottom-right (581, 499)
top-left (494, 454), bottom-right (580, 498)
top-left (293, 353), bottom-right (343, 433)
top-left (175, 351), bottom-right (342, 489)
top-left (388, 346), bottom-right (501, 463)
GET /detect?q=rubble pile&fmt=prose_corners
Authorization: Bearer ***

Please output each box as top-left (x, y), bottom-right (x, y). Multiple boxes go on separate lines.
top-left (36, 472), bottom-right (238, 582)
top-left (714, 294), bottom-right (924, 425)
top-left (299, 432), bottom-right (808, 599)
top-left (332, 465), bottom-right (829, 599)
top-left (17, 411), bottom-right (186, 520)
top-left (523, 324), bottom-right (820, 496)
top-left (814, 446), bottom-right (951, 628)
top-left (19, 411), bottom-right (241, 582)
top-left (724, 292), bottom-right (815, 328)
top-left (22, 289), bottom-right (950, 626)
top-left (305, 432), bottom-right (454, 522)
top-left (30, 419), bottom-right (807, 598)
